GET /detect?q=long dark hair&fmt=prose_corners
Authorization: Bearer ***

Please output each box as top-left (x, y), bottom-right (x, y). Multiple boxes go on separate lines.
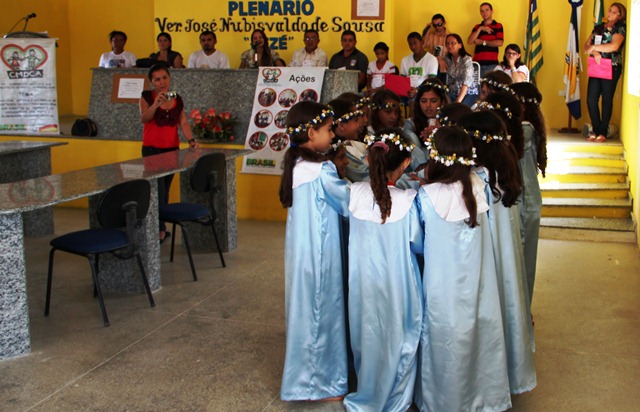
top-left (367, 128), bottom-right (413, 223)
top-left (413, 78), bottom-right (448, 132)
top-left (459, 111), bottom-right (522, 207)
top-left (278, 101), bottom-right (331, 208)
top-left (445, 34), bottom-right (470, 59)
top-left (425, 126), bottom-right (479, 227)
top-left (370, 89), bottom-right (402, 132)
top-left (157, 32), bottom-right (173, 53)
top-left (500, 43), bottom-right (524, 69)
top-left (483, 91), bottom-right (524, 159)
top-left (510, 82), bottom-right (548, 177)
top-left (251, 29), bottom-right (274, 66)
top-left (327, 98), bottom-right (356, 134)
top-left (436, 102), bottom-right (472, 127)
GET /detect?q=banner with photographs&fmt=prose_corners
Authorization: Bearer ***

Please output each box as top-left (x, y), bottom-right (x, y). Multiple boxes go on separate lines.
top-left (241, 67), bottom-right (325, 175)
top-left (0, 38), bottom-right (59, 135)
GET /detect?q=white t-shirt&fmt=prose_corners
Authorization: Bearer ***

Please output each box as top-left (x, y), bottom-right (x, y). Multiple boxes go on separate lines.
top-left (98, 51), bottom-right (137, 68)
top-left (367, 60), bottom-right (397, 88)
top-left (187, 49), bottom-right (231, 69)
top-left (400, 52), bottom-right (438, 87)
top-left (494, 64), bottom-right (530, 82)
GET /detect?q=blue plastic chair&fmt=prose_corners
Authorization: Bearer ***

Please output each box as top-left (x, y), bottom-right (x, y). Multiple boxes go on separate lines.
top-left (44, 179), bottom-right (155, 327)
top-left (159, 153), bottom-right (226, 281)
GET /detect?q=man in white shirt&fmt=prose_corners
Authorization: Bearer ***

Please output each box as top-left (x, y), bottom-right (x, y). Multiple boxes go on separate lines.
top-left (187, 31), bottom-right (230, 69)
top-left (400, 32), bottom-right (439, 99)
top-left (98, 30), bottom-right (136, 68)
top-left (288, 29), bottom-right (328, 67)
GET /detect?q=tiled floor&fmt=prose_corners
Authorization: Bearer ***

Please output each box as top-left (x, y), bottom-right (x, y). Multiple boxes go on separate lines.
top-left (1, 208), bottom-right (639, 411)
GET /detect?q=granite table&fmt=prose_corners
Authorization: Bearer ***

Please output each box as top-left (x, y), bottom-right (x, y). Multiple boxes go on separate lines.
top-left (0, 147), bottom-right (249, 360)
top-left (0, 140), bottom-right (67, 237)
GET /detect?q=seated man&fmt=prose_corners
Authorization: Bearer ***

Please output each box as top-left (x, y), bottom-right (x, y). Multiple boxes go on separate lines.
top-left (98, 30), bottom-right (136, 68)
top-left (400, 32), bottom-right (438, 98)
top-left (289, 29), bottom-right (327, 67)
top-left (187, 31), bottom-right (230, 69)
top-left (329, 30), bottom-right (369, 92)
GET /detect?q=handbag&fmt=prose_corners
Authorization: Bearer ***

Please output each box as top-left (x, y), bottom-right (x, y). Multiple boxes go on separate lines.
top-left (587, 57), bottom-right (613, 80)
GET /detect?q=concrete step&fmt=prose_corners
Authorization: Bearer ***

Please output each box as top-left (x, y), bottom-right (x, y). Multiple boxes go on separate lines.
top-left (546, 138), bottom-right (624, 156)
top-left (546, 152), bottom-right (626, 168)
top-left (540, 217), bottom-right (637, 243)
top-left (542, 197), bottom-right (632, 218)
top-left (542, 165), bottom-right (627, 184)
top-left (539, 182), bottom-right (629, 199)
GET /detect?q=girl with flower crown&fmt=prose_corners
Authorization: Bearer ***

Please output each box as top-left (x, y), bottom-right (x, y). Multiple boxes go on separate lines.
top-left (459, 111), bottom-right (537, 396)
top-left (403, 78), bottom-right (449, 172)
top-left (510, 82), bottom-right (547, 311)
top-left (328, 98), bottom-right (368, 183)
top-left (343, 128), bottom-right (423, 412)
top-left (368, 89), bottom-right (403, 134)
top-left (414, 126), bottom-right (511, 412)
top-left (278, 101), bottom-right (350, 402)
top-left (481, 91), bottom-right (524, 160)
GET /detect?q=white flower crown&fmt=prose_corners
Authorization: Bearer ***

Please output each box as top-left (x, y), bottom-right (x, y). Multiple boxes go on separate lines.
top-left (476, 101), bottom-right (513, 119)
top-left (424, 128), bottom-right (477, 166)
top-left (419, 82), bottom-right (449, 94)
top-left (333, 109), bottom-right (364, 124)
top-left (466, 127), bottom-right (508, 143)
top-left (364, 132), bottom-right (415, 153)
top-left (286, 109), bottom-right (334, 135)
top-left (325, 138), bottom-right (346, 154)
top-left (481, 78), bottom-right (514, 94)
top-left (517, 95), bottom-right (540, 106)
top-left (356, 96), bottom-right (371, 110)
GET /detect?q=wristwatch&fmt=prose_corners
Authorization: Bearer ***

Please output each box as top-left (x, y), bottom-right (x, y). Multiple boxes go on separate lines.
top-left (482, 40), bottom-right (487, 46)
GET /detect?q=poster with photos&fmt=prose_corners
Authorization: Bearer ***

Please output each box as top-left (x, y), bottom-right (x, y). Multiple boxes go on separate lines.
top-left (242, 67), bottom-right (325, 175)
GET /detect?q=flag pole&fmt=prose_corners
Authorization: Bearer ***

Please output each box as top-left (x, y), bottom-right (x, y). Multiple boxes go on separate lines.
top-left (559, 112), bottom-right (580, 133)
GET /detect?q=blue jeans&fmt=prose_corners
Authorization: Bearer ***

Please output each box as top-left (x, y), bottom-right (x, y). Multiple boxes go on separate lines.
top-left (142, 145), bottom-right (179, 232)
top-left (587, 65), bottom-right (622, 136)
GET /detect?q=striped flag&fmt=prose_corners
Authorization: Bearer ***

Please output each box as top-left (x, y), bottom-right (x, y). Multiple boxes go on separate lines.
top-left (563, 0), bottom-right (582, 120)
top-left (524, 0), bottom-right (543, 83)
top-left (593, 0), bottom-right (604, 26)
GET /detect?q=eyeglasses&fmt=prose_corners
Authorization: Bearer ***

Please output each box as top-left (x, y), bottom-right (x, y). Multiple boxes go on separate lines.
top-left (505, 52), bottom-right (519, 56)
top-left (304, 37), bottom-right (318, 41)
top-left (433, 22), bottom-right (444, 27)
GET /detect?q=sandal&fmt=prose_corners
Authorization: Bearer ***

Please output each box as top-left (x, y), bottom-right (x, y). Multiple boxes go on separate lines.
top-left (594, 135), bottom-right (606, 143)
top-left (159, 230), bottom-right (171, 244)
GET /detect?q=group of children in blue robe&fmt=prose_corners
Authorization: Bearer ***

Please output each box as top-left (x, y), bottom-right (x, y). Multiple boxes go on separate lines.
top-left (278, 77), bottom-right (548, 412)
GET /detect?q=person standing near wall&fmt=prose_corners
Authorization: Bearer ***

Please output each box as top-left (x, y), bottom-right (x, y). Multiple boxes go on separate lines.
top-left (467, 2), bottom-right (504, 77)
top-left (584, 2), bottom-right (626, 143)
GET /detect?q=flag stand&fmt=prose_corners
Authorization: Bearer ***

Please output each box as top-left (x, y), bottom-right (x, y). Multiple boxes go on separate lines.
top-left (559, 112), bottom-right (580, 133)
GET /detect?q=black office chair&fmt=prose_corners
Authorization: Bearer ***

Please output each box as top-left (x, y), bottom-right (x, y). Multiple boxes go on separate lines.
top-left (45, 179), bottom-right (155, 327)
top-left (159, 153), bottom-right (226, 281)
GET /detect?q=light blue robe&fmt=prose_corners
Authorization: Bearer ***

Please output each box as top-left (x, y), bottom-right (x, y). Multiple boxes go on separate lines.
top-left (345, 140), bottom-right (370, 183)
top-left (281, 160), bottom-right (350, 401)
top-left (344, 183), bottom-right (424, 412)
top-left (518, 122), bottom-right (542, 305)
top-left (403, 119), bottom-right (429, 172)
top-left (475, 167), bottom-right (537, 395)
top-left (415, 176), bottom-right (511, 412)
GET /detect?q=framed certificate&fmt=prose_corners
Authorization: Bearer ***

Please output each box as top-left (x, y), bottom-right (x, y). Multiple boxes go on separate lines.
top-left (352, 0), bottom-right (384, 20)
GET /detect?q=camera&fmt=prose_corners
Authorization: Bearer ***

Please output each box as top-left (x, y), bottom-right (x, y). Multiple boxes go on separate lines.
top-left (434, 46), bottom-right (442, 57)
top-left (165, 91), bottom-right (177, 99)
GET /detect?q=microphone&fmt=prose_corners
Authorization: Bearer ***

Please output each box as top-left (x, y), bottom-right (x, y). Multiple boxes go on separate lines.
top-left (25, 13), bottom-right (37, 19)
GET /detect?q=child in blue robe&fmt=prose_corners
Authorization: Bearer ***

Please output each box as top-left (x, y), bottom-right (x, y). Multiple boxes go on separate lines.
top-left (278, 101), bottom-right (350, 401)
top-left (460, 111), bottom-right (537, 394)
top-left (510, 82), bottom-right (547, 308)
top-left (343, 129), bottom-right (423, 412)
top-left (415, 126), bottom-right (511, 412)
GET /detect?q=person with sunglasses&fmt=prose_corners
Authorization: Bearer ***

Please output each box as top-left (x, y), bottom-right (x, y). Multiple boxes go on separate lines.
top-left (422, 14), bottom-right (449, 58)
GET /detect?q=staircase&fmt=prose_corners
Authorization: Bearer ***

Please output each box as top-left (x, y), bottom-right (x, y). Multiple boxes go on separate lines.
top-left (539, 134), bottom-right (636, 243)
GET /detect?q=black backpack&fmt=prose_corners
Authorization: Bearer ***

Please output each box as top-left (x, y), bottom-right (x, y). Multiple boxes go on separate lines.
top-left (71, 118), bottom-right (98, 137)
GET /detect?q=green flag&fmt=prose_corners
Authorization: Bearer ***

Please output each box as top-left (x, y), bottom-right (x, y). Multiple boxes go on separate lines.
top-left (594, 0), bottom-right (604, 26)
top-left (524, 0), bottom-right (543, 83)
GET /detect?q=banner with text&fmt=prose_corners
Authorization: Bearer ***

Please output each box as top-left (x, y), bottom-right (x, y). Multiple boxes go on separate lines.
top-left (0, 38), bottom-right (59, 135)
top-left (242, 66), bottom-right (325, 175)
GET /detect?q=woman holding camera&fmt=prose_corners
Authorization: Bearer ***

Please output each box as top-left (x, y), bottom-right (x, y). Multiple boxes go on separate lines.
top-left (140, 63), bottom-right (196, 242)
top-left (584, 2), bottom-right (626, 143)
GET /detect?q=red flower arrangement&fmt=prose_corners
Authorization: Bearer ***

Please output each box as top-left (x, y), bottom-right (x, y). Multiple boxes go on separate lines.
top-left (189, 108), bottom-right (238, 142)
